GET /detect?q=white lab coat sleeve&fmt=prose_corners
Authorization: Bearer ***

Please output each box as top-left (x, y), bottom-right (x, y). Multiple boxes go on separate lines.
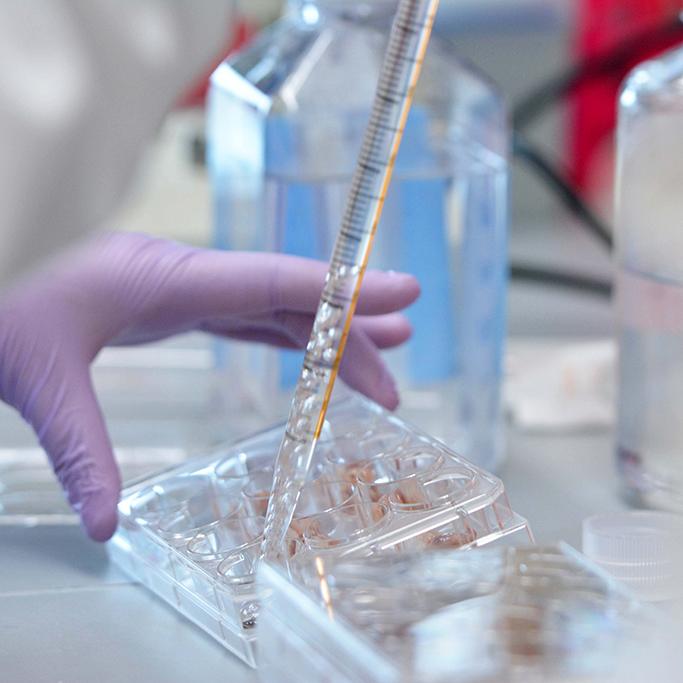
top-left (0, 0), bottom-right (234, 287)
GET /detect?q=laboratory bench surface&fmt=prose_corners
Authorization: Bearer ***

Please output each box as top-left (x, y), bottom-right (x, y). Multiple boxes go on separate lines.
top-left (0, 222), bottom-right (624, 682)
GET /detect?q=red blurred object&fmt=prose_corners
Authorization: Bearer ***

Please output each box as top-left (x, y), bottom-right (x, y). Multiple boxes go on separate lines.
top-left (570, 0), bottom-right (683, 191)
top-left (176, 19), bottom-right (255, 109)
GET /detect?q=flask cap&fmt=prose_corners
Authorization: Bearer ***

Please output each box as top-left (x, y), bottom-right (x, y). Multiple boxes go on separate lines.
top-left (582, 511), bottom-right (683, 601)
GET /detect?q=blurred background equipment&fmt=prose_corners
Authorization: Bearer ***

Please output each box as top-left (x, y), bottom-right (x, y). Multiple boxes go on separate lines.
top-left (615, 43), bottom-right (683, 512)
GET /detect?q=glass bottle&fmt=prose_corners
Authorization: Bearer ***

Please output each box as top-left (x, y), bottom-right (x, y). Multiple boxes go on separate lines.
top-left (615, 46), bottom-right (683, 510)
top-left (206, 0), bottom-right (509, 471)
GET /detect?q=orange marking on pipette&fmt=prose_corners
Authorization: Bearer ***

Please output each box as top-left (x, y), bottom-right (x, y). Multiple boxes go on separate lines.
top-left (314, 0), bottom-right (440, 440)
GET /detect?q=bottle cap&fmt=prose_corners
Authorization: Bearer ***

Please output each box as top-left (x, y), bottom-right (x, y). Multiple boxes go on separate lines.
top-left (582, 511), bottom-right (683, 602)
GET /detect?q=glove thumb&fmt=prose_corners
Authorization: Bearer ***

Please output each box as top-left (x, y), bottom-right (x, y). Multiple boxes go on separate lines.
top-left (19, 353), bottom-right (121, 541)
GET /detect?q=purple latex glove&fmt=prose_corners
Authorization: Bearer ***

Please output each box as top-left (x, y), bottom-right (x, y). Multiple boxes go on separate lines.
top-left (0, 233), bottom-right (419, 541)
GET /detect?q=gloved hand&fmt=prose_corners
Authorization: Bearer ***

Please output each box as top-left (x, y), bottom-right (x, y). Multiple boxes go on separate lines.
top-left (0, 233), bottom-right (419, 541)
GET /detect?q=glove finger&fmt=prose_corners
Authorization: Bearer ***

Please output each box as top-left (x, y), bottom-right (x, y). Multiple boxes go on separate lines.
top-left (204, 311), bottom-right (412, 351)
top-left (354, 313), bottom-right (413, 349)
top-left (62, 235), bottom-right (420, 346)
top-left (164, 249), bottom-right (420, 320)
top-left (206, 312), bottom-right (401, 408)
top-left (338, 326), bottom-right (399, 410)
top-left (21, 356), bottom-right (121, 541)
top-left (268, 261), bottom-right (421, 316)
top-left (205, 326), bottom-right (301, 349)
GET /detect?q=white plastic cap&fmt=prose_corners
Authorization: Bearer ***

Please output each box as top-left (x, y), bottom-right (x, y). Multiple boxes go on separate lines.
top-left (582, 511), bottom-right (683, 602)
